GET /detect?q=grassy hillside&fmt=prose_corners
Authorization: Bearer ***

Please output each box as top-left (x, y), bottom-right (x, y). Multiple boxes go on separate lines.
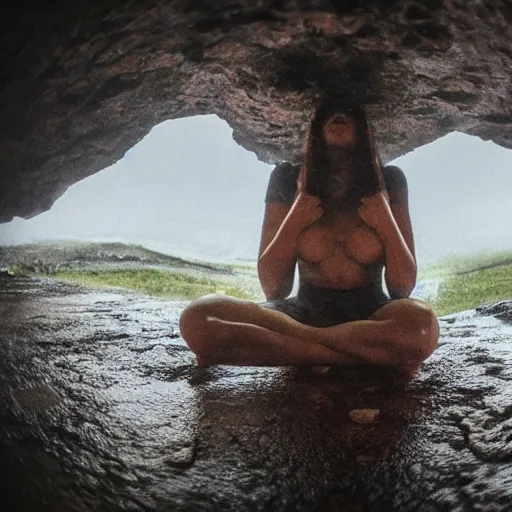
top-left (431, 265), bottom-right (512, 316)
top-left (0, 240), bottom-right (232, 273)
top-left (3, 242), bottom-right (512, 314)
top-left (1, 241), bottom-right (261, 301)
top-left (419, 250), bottom-right (512, 278)
top-left (421, 251), bottom-right (512, 315)
top-left (51, 268), bottom-right (253, 300)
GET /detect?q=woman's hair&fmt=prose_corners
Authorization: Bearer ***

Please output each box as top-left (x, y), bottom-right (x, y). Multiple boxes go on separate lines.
top-left (301, 98), bottom-right (384, 202)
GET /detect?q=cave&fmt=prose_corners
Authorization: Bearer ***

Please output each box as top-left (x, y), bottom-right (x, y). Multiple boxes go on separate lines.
top-left (1, 1), bottom-right (511, 511)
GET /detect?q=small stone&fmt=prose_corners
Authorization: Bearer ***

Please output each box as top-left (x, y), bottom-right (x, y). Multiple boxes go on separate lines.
top-left (165, 442), bottom-right (196, 469)
top-left (258, 433), bottom-right (271, 448)
top-left (348, 409), bottom-right (380, 424)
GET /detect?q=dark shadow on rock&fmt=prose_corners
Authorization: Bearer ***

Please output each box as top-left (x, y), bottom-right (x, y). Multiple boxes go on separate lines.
top-left (477, 300), bottom-right (512, 323)
top-left (189, 364), bottom-right (429, 510)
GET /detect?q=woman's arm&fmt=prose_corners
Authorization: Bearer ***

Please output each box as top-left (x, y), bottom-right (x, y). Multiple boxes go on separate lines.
top-left (379, 200), bottom-right (417, 299)
top-left (258, 192), bottom-right (323, 300)
top-left (359, 167), bottom-right (417, 299)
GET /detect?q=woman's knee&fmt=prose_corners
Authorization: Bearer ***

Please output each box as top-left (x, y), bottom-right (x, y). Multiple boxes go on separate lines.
top-left (179, 297), bottom-right (218, 352)
top-left (374, 299), bottom-right (439, 358)
top-left (179, 294), bottom-right (248, 353)
top-left (405, 300), bottom-right (439, 353)
top-left (182, 294), bottom-right (251, 320)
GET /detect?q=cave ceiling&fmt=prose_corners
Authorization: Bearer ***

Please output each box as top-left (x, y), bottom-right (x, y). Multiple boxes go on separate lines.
top-left (0, 0), bottom-right (511, 222)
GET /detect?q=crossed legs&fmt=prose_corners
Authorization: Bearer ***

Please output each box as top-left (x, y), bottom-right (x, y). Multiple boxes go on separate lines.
top-left (179, 294), bottom-right (439, 378)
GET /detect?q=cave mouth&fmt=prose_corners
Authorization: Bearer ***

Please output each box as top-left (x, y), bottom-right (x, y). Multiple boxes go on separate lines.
top-left (1, 115), bottom-right (511, 316)
top-left (1, 0), bottom-right (511, 228)
top-left (1, 3), bottom-right (512, 509)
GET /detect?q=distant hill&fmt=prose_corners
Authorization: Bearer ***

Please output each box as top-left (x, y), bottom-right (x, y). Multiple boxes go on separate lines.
top-left (0, 240), bottom-right (233, 274)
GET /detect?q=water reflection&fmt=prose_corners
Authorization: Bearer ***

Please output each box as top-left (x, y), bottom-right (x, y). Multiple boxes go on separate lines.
top-left (189, 363), bottom-right (426, 507)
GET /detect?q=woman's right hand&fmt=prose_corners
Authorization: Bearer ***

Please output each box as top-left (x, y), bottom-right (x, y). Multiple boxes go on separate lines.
top-left (289, 191), bottom-right (323, 230)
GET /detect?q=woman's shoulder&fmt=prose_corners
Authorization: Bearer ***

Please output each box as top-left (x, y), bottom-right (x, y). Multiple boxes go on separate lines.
top-left (381, 165), bottom-right (407, 190)
top-left (265, 162), bottom-right (300, 204)
top-left (381, 165), bottom-right (408, 204)
top-left (271, 162), bottom-right (300, 179)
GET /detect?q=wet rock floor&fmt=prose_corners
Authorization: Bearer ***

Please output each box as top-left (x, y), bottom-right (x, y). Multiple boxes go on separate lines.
top-left (0, 277), bottom-right (511, 511)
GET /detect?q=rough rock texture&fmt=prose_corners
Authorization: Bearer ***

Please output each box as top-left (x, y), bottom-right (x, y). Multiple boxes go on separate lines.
top-left (1, 276), bottom-right (511, 511)
top-left (0, 1), bottom-right (511, 222)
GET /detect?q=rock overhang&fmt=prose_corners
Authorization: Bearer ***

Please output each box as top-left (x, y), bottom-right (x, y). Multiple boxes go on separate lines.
top-left (0, 0), bottom-right (511, 222)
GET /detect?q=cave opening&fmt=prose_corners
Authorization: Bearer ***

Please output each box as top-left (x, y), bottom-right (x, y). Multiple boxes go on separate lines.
top-left (2, 1), bottom-right (512, 508)
top-left (1, 114), bottom-right (511, 317)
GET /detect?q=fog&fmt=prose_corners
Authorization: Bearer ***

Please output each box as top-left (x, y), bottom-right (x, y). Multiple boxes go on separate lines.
top-left (1, 115), bottom-right (511, 266)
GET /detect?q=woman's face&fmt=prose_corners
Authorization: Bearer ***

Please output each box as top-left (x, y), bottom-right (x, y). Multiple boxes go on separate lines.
top-left (322, 112), bottom-right (356, 147)
top-left (319, 112), bottom-right (358, 202)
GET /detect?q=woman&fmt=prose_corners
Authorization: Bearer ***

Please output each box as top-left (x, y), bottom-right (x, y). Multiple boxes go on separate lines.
top-left (179, 99), bottom-right (439, 379)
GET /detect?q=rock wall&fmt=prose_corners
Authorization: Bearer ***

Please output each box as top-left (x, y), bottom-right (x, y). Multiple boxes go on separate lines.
top-left (0, 0), bottom-right (511, 222)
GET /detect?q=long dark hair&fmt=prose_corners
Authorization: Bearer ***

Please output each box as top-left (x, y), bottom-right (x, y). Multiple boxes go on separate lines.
top-left (301, 98), bottom-right (384, 203)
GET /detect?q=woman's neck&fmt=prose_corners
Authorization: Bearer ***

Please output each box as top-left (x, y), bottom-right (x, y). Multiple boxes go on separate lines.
top-left (321, 148), bottom-right (359, 209)
top-left (326, 147), bottom-right (354, 173)
top-left (323, 191), bottom-right (361, 215)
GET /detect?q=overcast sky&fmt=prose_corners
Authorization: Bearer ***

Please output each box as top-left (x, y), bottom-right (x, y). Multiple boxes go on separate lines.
top-left (0, 114), bottom-right (511, 266)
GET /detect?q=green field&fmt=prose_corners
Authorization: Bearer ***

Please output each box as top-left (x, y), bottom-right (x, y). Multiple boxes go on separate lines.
top-left (51, 268), bottom-right (254, 300)
top-left (3, 242), bottom-right (512, 315)
top-left (429, 265), bottom-right (512, 316)
top-left (419, 250), bottom-right (512, 278)
top-left (423, 251), bottom-right (512, 316)
top-left (1, 242), bottom-right (259, 301)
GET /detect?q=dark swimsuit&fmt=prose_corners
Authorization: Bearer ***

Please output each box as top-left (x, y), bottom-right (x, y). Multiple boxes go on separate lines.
top-left (261, 163), bottom-right (393, 328)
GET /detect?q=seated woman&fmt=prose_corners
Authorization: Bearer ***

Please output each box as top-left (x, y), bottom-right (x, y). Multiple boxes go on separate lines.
top-left (179, 98), bottom-right (439, 379)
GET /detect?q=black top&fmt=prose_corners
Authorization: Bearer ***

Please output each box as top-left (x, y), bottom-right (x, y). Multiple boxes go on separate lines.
top-left (264, 163), bottom-right (300, 204)
top-left (264, 163), bottom-right (406, 205)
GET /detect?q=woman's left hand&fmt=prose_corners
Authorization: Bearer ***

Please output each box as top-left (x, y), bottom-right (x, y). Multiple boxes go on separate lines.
top-left (358, 191), bottom-right (393, 233)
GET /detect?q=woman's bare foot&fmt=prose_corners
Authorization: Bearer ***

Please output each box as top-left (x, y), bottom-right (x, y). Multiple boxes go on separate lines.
top-left (196, 354), bottom-right (210, 368)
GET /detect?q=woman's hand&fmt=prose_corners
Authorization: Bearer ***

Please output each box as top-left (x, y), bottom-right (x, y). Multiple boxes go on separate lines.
top-left (290, 191), bottom-right (323, 230)
top-left (358, 191), bottom-right (392, 233)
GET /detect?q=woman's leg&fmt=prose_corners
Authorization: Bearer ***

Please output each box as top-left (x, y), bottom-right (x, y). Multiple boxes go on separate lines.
top-left (179, 295), bottom-right (356, 366)
top-left (303, 299), bottom-right (439, 376)
top-left (179, 294), bottom-right (439, 376)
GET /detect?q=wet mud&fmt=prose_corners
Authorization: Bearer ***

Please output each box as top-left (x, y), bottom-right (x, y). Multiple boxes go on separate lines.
top-left (1, 277), bottom-right (511, 511)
